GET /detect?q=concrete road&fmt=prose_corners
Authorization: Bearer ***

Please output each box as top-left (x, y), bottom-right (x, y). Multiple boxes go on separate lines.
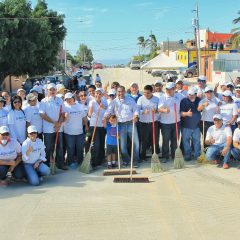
top-left (1, 160), bottom-right (240, 240)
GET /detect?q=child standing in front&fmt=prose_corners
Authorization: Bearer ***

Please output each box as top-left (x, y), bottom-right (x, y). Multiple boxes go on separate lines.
top-left (105, 114), bottom-right (119, 169)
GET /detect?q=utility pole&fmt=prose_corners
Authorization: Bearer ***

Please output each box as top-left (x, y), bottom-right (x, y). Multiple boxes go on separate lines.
top-left (64, 39), bottom-right (67, 73)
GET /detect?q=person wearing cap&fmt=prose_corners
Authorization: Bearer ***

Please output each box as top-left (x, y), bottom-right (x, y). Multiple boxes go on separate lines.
top-left (111, 82), bottom-right (120, 91)
top-left (198, 86), bottom-right (220, 145)
top-left (158, 82), bottom-right (184, 162)
top-left (196, 75), bottom-right (207, 99)
top-left (0, 126), bottom-right (25, 184)
top-left (137, 85), bottom-right (160, 162)
top-left (2, 91), bottom-right (12, 112)
top-left (219, 90), bottom-right (238, 132)
top-left (226, 82), bottom-right (235, 93)
top-left (95, 81), bottom-right (102, 89)
top-left (205, 114), bottom-right (232, 169)
top-left (232, 84), bottom-right (240, 116)
top-left (88, 88), bottom-right (108, 169)
top-left (231, 117), bottom-right (240, 162)
top-left (176, 79), bottom-right (187, 97)
top-left (39, 83), bottom-right (67, 170)
top-left (214, 81), bottom-right (227, 101)
top-left (128, 83), bottom-right (142, 103)
top-left (234, 77), bottom-right (240, 86)
top-left (22, 125), bottom-right (50, 186)
top-left (56, 83), bottom-right (65, 95)
top-left (24, 93), bottom-right (43, 139)
top-left (7, 96), bottom-right (26, 144)
top-left (107, 89), bottom-right (116, 105)
top-left (0, 97), bottom-right (8, 127)
top-left (63, 92), bottom-right (88, 168)
top-left (17, 88), bottom-right (28, 110)
top-left (153, 81), bottom-right (164, 99)
top-left (104, 85), bottom-right (140, 167)
top-left (180, 87), bottom-right (201, 161)
top-left (33, 81), bottom-right (43, 95)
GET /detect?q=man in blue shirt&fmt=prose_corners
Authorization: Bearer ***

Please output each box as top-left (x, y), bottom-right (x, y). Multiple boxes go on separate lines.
top-left (180, 87), bottom-right (201, 161)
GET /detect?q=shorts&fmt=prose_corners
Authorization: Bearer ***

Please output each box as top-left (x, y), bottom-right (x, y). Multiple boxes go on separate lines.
top-left (106, 145), bottom-right (117, 155)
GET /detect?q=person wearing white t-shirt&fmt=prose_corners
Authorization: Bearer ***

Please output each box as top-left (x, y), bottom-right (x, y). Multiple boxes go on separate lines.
top-left (0, 97), bottom-right (8, 127)
top-left (158, 82), bottom-right (184, 162)
top-left (2, 91), bottom-right (12, 112)
top-left (78, 76), bottom-right (86, 91)
top-left (63, 93), bottom-right (88, 168)
top-left (22, 125), bottom-right (50, 186)
top-left (205, 114), bottom-right (232, 169)
top-left (219, 90), bottom-right (238, 132)
top-left (8, 96), bottom-right (26, 144)
top-left (153, 81), bottom-right (165, 99)
top-left (196, 76), bottom-right (207, 99)
top-left (232, 84), bottom-right (240, 116)
top-left (231, 117), bottom-right (240, 162)
top-left (33, 81), bottom-right (43, 94)
top-left (0, 126), bottom-right (25, 184)
top-left (24, 93), bottom-right (43, 139)
top-left (39, 83), bottom-right (67, 170)
top-left (175, 79), bottom-right (187, 98)
top-left (17, 88), bottom-right (28, 110)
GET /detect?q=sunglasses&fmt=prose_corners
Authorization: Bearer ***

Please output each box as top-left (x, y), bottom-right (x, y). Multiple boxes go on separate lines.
top-left (29, 132), bottom-right (37, 135)
top-left (205, 90), bottom-right (213, 93)
top-left (109, 94), bottom-right (115, 97)
top-left (13, 101), bottom-right (21, 104)
top-left (1, 132), bottom-right (9, 136)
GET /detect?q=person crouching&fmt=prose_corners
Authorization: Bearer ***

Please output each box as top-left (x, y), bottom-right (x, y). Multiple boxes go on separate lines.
top-left (22, 126), bottom-right (50, 186)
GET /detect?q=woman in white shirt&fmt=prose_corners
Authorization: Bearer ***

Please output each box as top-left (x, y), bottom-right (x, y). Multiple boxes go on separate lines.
top-left (0, 97), bottom-right (8, 127)
top-left (22, 125), bottom-right (50, 186)
top-left (63, 93), bottom-right (88, 168)
top-left (8, 96), bottom-right (26, 144)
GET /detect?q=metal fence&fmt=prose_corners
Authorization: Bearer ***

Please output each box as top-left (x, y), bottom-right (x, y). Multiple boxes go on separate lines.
top-left (213, 59), bottom-right (240, 72)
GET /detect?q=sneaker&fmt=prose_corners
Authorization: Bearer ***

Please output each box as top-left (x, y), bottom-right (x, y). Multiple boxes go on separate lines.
top-left (212, 160), bottom-right (220, 164)
top-left (223, 163), bottom-right (229, 169)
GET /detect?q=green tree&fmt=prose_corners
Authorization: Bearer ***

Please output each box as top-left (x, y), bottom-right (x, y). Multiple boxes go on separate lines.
top-left (137, 36), bottom-right (149, 56)
top-left (148, 33), bottom-right (157, 52)
top-left (0, 0), bottom-right (66, 84)
top-left (231, 11), bottom-right (240, 49)
top-left (75, 44), bottom-right (93, 65)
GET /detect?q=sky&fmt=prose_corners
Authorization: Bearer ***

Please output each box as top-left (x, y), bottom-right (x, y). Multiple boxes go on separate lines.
top-left (30, 0), bottom-right (240, 64)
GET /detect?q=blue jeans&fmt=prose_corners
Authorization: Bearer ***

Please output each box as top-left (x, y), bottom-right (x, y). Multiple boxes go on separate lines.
top-left (64, 133), bottom-right (84, 165)
top-left (182, 127), bottom-right (201, 160)
top-left (119, 122), bottom-right (139, 164)
top-left (231, 148), bottom-right (240, 161)
top-left (44, 132), bottom-right (64, 167)
top-left (24, 162), bottom-right (50, 186)
top-left (206, 144), bottom-right (231, 163)
top-left (0, 163), bottom-right (25, 180)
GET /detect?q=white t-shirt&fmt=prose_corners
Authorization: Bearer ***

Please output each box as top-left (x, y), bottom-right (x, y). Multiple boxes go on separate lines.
top-left (24, 105), bottom-right (43, 133)
top-left (199, 97), bottom-right (220, 122)
top-left (4, 104), bottom-right (11, 112)
top-left (63, 102), bottom-right (86, 135)
top-left (220, 102), bottom-right (238, 125)
top-left (22, 100), bottom-right (29, 111)
top-left (197, 87), bottom-right (205, 99)
top-left (89, 99), bottom-right (108, 127)
top-left (39, 96), bottom-right (64, 134)
top-left (0, 108), bottom-right (8, 127)
top-left (206, 125), bottom-right (232, 145)
top-left (158, 93), bottom-right (183, 124)
top-left (233, 95), bottom-right (240, 116)
top-left (22, 138), bottom-right (46, 164)
top-left (8, 109), bottom-right (26, 144)
top-left (233, 128), bottom-right (240, 142)
top-left (0, 138), bottom-right (21, 161)
top-left (153, 91), bottom-right (165, 99)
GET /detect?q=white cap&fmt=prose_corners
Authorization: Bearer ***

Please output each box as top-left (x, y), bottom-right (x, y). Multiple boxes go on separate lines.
top-left (213, 114), bottom-right (222, 120)
top-left (204, 86), bottom-right (213, 92)
top-left (235, 84), bottom-right (240, 90)
top-left (198, 75), bottom-right (207, 81)
top-left (56, 84), bottom-right (65, 91)
top-left (222, 90), bottom-right (232, 97)
top-left (17, 88), bottom-right (26, 93)
top-left (56, 93), bottom-right (64, 98)
top-left (188, 87), bottom-right (197, 95)
top-left (27, 125), bottom-right (38, 134)
top-left (47, 83), bottom-right (56, 90)
top-left (96, 88), bottom-right (104, 94)
top-left (226, 82), bottom-right (234, 87)
top-left (64, 92), bottom-right (74, 100)
top-left (166, 82), bottom-right (175, 89)
top-left (237, 117), bottom-right (240, 123)
top-left (155, 80), bottom-right (163, 85)
top-left (219, 81), bottom-right (227, 86)
top-left (26, 93), bottom-right (37, 101)
top-left (176, 79), bottom-right (184, 84)
top-left (108, 89), bottom-right (116, 95)
top-left (0, 126), bottom-right (9, 134)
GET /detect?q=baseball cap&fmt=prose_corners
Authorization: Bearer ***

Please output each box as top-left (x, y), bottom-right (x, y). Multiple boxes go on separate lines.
top-left (166, 82), bottom-right (175, 89)
top-left (235, 84), bottom-right (240, 90)
top-left (204, 86), bottom-right (213, 92)
top-left (108, 89), bottom-right (116, 96)
top-left (26, 93), bottom-right (37, 101)
top-left (213, 114), bottom-right (222, 120)
top-left (0, 126), bottom-right (9, 134)
top-left (176, 78), bottom-right (184, 84)
top-left (29, 88), bottom-right (38, 94)
top-left (96, 88), bottom-right (104, 94)
top-left (64, 92), bottom-right (74, 100)
top-left (0, 96), bottom-right (6, 102)
top-left (17, 88), bottom-right (26, 93)
top-left (47, 83), bottom-right (56, 90)
top-left (187, 87), bottom-right (197, 95)
top-left (226, 82), bottom-right (234, 88)
top-left (27, 125), bottom-right (38, 134)
top-left (222, 90), bottom-right (232, 97)
top-left (198, 75), bottom-right (207, 81)
top-left (155, 80), bottom-right (163, 85)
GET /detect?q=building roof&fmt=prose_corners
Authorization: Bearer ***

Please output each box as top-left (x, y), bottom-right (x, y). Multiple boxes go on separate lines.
top-left (207, 31), bottom-right (233, 44)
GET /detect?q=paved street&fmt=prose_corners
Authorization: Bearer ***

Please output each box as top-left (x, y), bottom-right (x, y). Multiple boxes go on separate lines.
top-left (1, 160), bottom-right (240, 240)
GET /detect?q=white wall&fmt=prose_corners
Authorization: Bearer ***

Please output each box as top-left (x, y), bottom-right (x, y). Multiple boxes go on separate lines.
top-left (199, 29), bottom-right (207, 48)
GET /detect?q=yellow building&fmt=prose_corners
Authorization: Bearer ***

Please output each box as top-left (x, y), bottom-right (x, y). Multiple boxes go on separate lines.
top-left (177, 49), bottom-right (231, 67)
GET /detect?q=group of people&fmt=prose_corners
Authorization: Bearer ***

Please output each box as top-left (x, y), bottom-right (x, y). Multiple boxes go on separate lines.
top-left (1, 73), bottom-right (240, 186)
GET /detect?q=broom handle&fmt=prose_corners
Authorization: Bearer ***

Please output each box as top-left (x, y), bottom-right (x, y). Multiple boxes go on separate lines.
top-left (89, 106), bottom-right (101, 148)
top-left (130, 117), bottom-right (135, 180)
top-left (151, 109), bottom-right (156, 154)
top-left (174, 103), bottom-right (179, 145)
top-left (116, 119), bottom-right (121, 170)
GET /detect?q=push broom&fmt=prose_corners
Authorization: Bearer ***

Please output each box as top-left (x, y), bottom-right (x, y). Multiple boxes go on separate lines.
top-left (79, 106), bottom-right (101, 174)
top-left (151, 109), bottom-right (163, 172)
top-left (103, 116), bottom-right (137, 176)
top-left (114, 117), bottom-right (149, 183)
top-left (198, 118), bottom-right (208, 164)
top-left (173, 103), bottom-right (185, 169)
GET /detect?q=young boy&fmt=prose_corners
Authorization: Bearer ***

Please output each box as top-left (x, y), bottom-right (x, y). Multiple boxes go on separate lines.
top-left (105, 114), bottom-right (119, 169)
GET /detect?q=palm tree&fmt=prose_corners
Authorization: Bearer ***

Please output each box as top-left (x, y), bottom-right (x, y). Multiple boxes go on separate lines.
top-left (148, 34), bottom-right (157, 52)
top-left (231, 11), bottom-right (240, 49)
top-left (137, 36), bottom-right (149, 57)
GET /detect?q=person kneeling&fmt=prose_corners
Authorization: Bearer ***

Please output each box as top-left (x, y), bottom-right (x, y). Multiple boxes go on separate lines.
top-left (205, 114), bottom-right (232, 169)
top-left (231, 117), bottom-right (240, 162)
top-left (22, 126), bottom-right (50, 186)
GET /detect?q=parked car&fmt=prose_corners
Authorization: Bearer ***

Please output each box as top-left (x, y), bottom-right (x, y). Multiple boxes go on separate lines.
top-left (151, 70), bottom-right (163, 77)
top-left (161, 70), bottom-right (178, 82)
top-left (183, 64), bottom-right (197, 78)
top-left (93, 63), bottom-right (103, 69)
top-left (81, 62), bottom-right (92, 70)
top-left (130, 60), bottom-right (141, 70)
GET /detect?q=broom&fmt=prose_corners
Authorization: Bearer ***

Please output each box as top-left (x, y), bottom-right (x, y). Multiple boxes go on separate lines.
top-left (151, 109), bottom-right (163, 172)
top-left (114, 116), bottom-right (149, 183)
top-left (173, 103), bottom-right (185, 169)
top-left (79, 106), bottom-right (101, 174)
top-left (198, 120), bottom-right (208, 164)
